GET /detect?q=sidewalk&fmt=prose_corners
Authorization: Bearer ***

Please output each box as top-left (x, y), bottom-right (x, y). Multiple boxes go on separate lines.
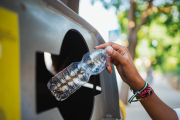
top-left (125, 78), bottom-right (180, 120)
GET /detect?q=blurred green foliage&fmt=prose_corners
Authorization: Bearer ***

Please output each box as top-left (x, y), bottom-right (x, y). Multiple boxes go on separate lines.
top-left (92, 0), bottom-right (180, 74)
top-left (135, 0), bottom-right (180, 73)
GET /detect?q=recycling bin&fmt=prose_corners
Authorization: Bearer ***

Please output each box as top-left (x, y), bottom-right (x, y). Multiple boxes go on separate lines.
top-left (0, 0), bottom-right (121, 120)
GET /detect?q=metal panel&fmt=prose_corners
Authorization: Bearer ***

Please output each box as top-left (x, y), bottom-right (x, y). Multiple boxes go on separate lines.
top-left (37, 108), bottom-right (64, 120)
top-left (99, 65), bottom-right (120, 119)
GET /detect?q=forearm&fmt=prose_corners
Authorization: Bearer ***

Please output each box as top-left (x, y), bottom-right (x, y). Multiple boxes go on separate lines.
top-left (140, 91), bottom-right (178, 120)
top-left (95, 42), bottom-right (179, 120)
top-left (129, 77), bottom-right (178, 120)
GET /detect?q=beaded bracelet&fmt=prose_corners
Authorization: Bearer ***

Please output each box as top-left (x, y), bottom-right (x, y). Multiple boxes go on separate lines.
top-left (128, 81), bottom-right (154, 104)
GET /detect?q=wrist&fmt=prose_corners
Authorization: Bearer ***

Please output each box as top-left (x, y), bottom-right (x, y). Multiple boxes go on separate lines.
top-left (129, 77), bottom-right (145, 92)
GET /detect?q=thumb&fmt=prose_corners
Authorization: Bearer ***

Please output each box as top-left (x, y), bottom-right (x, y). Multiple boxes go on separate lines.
top-left (105, 46), bottom-right (127, 65)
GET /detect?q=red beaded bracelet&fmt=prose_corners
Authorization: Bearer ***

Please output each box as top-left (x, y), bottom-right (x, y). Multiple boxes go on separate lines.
top-left (136, 84), bottom-right (154, 101)
top-left (128, 82), bottom-right (154, 103)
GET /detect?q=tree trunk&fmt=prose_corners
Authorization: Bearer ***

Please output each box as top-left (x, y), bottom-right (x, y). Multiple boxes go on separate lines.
top-left (119, 33), bottom-right (137, 104)
top-left (119, 0), bottom-right (153, 104)
top-left (128, 32), bottom-right (138, 59)
top-left (119, 0), bottom-right (137, 104)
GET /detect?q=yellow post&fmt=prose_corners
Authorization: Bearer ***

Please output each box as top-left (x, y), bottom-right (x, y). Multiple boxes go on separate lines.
top-left (119, 99), bottom-right (126, 120)
top-left (0, 6), bottom-right (21, 120)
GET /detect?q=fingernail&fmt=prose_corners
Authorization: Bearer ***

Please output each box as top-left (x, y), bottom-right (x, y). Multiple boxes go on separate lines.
top-left (106, 46), bottom-right (113, 54)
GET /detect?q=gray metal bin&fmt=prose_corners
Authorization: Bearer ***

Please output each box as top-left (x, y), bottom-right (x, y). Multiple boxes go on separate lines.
top-left (0, 0), bottom-right (120, 120)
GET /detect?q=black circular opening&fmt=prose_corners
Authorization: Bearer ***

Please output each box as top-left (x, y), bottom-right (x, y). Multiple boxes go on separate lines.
top-left (36, 29), bottom-right (101, 120)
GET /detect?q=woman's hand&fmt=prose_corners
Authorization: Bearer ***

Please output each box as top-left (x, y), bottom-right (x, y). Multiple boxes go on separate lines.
top-left (96, 42), bottom-right (179, 120)
top-left (95, 42), bottom-right (145, 91)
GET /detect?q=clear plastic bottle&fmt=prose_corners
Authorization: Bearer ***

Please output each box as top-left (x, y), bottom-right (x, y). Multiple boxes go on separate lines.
top-left (47, 46), bottom-right (112, 101)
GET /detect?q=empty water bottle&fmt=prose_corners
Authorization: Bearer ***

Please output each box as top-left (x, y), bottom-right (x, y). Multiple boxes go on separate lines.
top-left (47, 46), bottom-right (112, 101)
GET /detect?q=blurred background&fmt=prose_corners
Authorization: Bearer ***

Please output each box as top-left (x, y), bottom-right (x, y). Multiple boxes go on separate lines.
top-left (79, 0), bottom-right (180, 119)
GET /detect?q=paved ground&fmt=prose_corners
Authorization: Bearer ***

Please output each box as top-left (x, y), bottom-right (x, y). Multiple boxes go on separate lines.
top-left (124, 78), bottom-right (180, 120)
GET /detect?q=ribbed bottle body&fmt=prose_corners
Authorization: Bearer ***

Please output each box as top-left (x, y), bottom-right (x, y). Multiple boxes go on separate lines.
top-left (47, 47), bottom-right (110, 101)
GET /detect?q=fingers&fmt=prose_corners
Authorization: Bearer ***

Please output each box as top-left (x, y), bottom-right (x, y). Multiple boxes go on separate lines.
top-left (94, 42), bottom-right (124, 51)
top-left (106, 46), bottom-right (128, 65)
top-left (106, 58), bottom-right (112, 74)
